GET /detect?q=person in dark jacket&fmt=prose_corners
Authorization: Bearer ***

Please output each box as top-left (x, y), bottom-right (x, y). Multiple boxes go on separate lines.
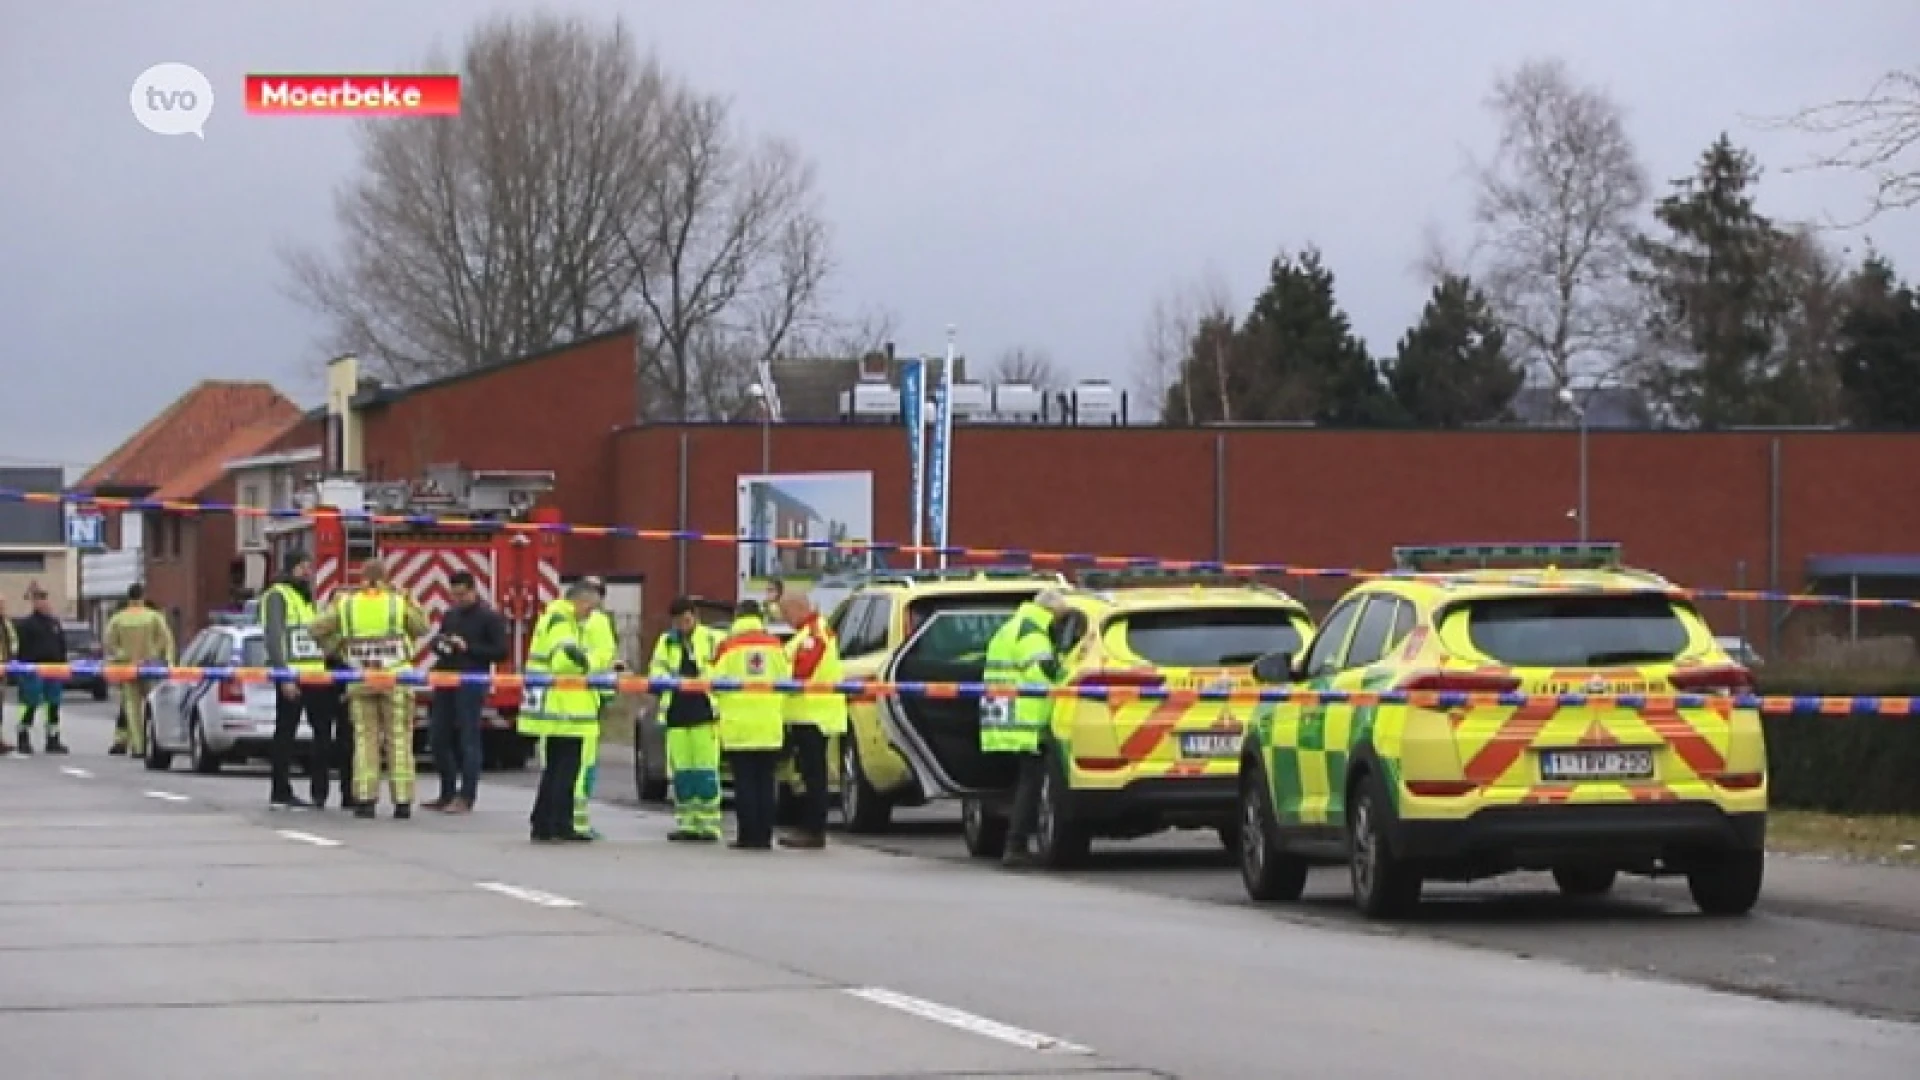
top-left (426, 571), bottom-right (508, 812)
top-left (13, 586), bottom-right (69, 755)
top-left (260, 553), bottom-right (346, 810)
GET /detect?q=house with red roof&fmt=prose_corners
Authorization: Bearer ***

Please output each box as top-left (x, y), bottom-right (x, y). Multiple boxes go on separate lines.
top-left (75, 381), bottom-right (306, 635)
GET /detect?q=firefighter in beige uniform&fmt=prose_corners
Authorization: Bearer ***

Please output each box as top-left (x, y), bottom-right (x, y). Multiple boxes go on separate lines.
top-left (310, 558), bottom-right (430, 819)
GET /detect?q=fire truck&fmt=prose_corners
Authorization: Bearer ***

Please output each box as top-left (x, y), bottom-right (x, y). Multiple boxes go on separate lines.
top-left (264, 467), bottom-right (564, 771)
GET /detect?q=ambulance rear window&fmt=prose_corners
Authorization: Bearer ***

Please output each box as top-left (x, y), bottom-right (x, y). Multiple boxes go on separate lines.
top-left (1461, 594), bottom-right (1690, 667)
top-left (1120, 608), bottom-right (1305, 668)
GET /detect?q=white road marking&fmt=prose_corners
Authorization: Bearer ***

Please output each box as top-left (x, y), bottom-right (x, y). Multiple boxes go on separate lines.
top-left (844, 987), bottom-right (1093, 1055)
top-left (276, 829), bottom-right (341, 848)
top-left (474, 881), bottom-right (580, 908)
top-left (60, 767), bottom-right (93, 778)
top-left (142, 790), bottom-right (190, 802)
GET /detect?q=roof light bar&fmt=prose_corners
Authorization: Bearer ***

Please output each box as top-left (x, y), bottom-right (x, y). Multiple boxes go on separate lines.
top-left (1391, 542), bottom-right (1624, 572)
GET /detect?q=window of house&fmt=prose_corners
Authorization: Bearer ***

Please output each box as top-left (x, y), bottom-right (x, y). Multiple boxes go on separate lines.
top-left (238, 481), bottom-right (265, 549)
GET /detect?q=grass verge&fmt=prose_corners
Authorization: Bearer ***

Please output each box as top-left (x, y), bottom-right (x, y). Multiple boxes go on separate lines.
top-left (1768, 810), bottom-right (1920, 867)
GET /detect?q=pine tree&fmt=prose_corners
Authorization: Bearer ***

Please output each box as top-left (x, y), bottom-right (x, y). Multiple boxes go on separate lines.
top-left (1631, 135), bottom-right (1802, 428)
top-left (1385, 274), bottom-right (1524, 426)
top-left (1234, 248), bottom-right (1397, 425)
top-left (1836, 255), bottom-right (1920, 427)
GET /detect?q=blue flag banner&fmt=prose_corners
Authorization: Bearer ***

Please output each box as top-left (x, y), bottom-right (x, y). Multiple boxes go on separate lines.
top-left (901, 358), bottom-right (927, 563)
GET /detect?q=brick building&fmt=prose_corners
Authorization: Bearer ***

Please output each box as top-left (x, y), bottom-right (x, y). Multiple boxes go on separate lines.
top-left (81, 331), bottom-right (1920, 660)
top-left (76, 381), bottom-right (304, 634)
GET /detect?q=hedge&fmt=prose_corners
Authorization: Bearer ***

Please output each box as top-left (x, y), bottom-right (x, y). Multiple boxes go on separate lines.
top-left (1755, 667), bottom-right (1920, 815)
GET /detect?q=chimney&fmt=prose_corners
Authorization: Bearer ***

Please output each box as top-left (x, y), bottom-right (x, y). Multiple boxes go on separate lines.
top-left (324, 354), bottom-right (365, 475)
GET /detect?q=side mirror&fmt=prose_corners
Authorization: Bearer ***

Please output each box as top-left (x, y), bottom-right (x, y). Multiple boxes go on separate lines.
top-left (1251, 651), bottom-right (1296, 685)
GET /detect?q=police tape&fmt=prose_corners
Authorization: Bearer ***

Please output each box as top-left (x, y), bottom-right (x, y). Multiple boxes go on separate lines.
top-left (5, 662), bottom-right (1915, 716)
top-left (2, 486), bottom-right (1909, 613)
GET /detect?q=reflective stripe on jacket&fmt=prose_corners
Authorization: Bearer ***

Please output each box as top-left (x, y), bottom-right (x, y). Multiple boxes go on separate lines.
top-left (712, 615), bottom-right (791, 750)
top-left (980, 601), bottom-right (1058, 753)
top-left (782, 617), bottom-right (847, 734)
top-left (520, 599), bottom-right (616, 736)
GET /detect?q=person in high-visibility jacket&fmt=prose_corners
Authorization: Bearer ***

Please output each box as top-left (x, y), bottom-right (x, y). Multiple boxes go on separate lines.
top-left (259, 552), bottom-right (345, 809)
top-left (776, 590), bottom-right (845, 849)
top-left (711, 599), bottom-right (792, 851)
top-left (649, 596), bottom-right (725, 843)
top-left (309, 557), bottom-right (430, 820)
top-left (981, 589), bottom-right (1072, 868)
top-left (523, 580), bottom-right (617, 843)
top-left (105, 583), bottom-right (175, 759)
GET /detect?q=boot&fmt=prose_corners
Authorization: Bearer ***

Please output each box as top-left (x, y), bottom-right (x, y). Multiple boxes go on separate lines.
top-left (1001, 838), bottom-right (1036, 870)
top-left (15, 731), bottom-right (32, 755)
top-left (44, 734), bottom-right (69, 755)
top-left (778, 828), bottom-right (826, 850)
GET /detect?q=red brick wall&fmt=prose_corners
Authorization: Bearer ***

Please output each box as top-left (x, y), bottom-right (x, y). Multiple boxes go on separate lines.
top-left (612, 424), bottom-right (1920, 642)
top-left (142, 474), bottom-right (242, 641)
top-left (358, 329), bottom-right (638, 572)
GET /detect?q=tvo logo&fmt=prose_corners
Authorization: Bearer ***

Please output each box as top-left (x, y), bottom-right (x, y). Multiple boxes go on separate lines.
top-left (130, 62), bottom-right (214, 138)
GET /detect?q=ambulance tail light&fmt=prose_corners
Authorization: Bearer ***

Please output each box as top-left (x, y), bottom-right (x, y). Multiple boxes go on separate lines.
top-left (218, 679), bottom-right (246, 704)
top-left (1667, 665), bottom-right (1754, 695)
top-left (1399, 672), bottom-right (1522, 694)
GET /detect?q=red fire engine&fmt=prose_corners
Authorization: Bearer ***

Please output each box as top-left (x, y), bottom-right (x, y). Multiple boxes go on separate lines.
top-left (265, 469), bottom-right (563, 771)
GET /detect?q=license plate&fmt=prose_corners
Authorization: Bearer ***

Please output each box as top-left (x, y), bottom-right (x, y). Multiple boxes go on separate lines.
top-left (1539, 748), bottom-right (1654, 781)
top-left (1178, 733), bottom-right (1240, 758)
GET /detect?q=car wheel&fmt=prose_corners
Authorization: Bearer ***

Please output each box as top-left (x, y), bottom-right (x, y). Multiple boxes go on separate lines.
top-left (1686, 849), bottom-right (1764, 917)
top-left (840, 737), bottom-right (893, 834)
top-left (189, 713), bottom-right (222, 775)
top-left (1347, 774), bottom-right (1420, 919)
top-left (635, 723), bottom-right (668, 803)
top-left (1238, 762), bottom-right (1308, 903)
top-left (92, 683), bottom-right (108, 702)
top-left (1552, 866), bottom-right (1618, 898)
top-left (143, 710), bottom-right (173, 772)
top-left (962, 797), bottom-right (1009, 859)
top-left (1032, 758), bottom-right (1090, 869)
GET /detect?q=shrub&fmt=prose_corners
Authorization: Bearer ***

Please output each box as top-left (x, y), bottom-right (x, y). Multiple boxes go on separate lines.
top-left (1755, 665), bottom-right (1920, 814)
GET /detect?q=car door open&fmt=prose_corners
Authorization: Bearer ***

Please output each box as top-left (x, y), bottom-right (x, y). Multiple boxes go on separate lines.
top-left (879, 607), bottom-right (1024, 797)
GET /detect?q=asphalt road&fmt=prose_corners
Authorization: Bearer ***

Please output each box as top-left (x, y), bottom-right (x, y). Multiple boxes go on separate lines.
top-left (576, 727), bottom-right (1920, 1026)
top-left (5, 707), bottom-right (1920, 1079)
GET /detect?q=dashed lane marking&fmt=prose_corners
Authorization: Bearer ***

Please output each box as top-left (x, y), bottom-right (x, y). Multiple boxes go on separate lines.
top-left (60, 767), bottom-right (93, 778)
top-left (142, 790), bottom-right (190, 802)
top-left (276, 830), bottom-right (342, 848)
top-left (845, 987), bottom-right (1094, 1055)
top-left (475, 881), bottom-right (580, 908)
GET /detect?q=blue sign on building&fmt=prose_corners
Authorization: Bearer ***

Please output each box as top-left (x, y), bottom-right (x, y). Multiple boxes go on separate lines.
top-left (66, 511), bottom-right (106, 551)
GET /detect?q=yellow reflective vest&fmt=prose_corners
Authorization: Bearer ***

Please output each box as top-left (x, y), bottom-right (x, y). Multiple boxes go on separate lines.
top-left (521, 599), bottom-right (616, 737)
top-left (712, 614), bottom-right (791, 751)
top-left (648, 624), bottom-right (722, 719)
top-left (981, 601), bottom-right (1059, 753)
top-left (262, 582), bottom-right (324, 671)
top-left (782, 617), bottom-right (847, 734)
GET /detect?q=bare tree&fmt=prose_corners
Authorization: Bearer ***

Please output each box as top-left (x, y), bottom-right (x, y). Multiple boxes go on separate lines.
top-left (1134, 272), bottom-right (1235, 422)
top-left (281, 13), bottom-right (672, 385)
top-left (989, 346), bottom-right (1066, 388)
top-left (624, 88), bottom-right (832, 420)
top-left (1771, 68), bottom-right (1920, 223)
top-left (1468, 58), bottom-right (1649, 402)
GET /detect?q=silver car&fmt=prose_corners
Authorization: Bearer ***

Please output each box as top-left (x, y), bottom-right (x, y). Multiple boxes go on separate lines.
top-left (143, 624), bottom-right (306, 773)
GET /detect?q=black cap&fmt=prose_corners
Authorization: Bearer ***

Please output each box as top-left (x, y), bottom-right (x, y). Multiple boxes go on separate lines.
top-left (735, 598), bottom-right (762, 619)
top-left (668, 595), bottom-right (699, 617)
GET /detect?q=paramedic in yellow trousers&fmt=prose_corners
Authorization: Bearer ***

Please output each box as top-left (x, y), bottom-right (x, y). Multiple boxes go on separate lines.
top-left (309, 558), bottom-right (431, 820)
top-left (776, 589), bottom-right (846, 849)
top-left (649, 596), bottom-right (724, 843)
top-left (524, 580), bottom-right (617, 844)
top-left (105, 583), bottom-right (175, 758)
top-left (712, 599), bottom-right (792, 850)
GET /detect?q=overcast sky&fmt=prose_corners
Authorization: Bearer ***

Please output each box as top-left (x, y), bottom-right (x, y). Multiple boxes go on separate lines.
top-left (5, 0), bottom-right (1916, 470)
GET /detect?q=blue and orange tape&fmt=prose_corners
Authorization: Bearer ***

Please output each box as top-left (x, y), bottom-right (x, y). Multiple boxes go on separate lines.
top-left (4, 486), bottom-right (1913, 613)
top-left (3, 662), bottom-right (1914, 716)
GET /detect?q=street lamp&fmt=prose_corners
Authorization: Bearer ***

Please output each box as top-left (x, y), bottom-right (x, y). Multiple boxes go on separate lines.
top-left (746, 382), bottom-right (771, 475)
top-left (1558, 386), bottom-right (1589, 543)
